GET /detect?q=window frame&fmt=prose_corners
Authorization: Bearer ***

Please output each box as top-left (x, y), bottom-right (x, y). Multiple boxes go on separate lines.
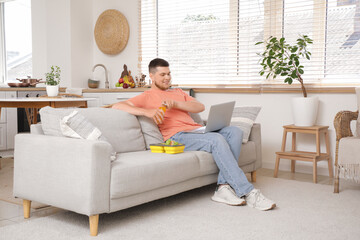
top-left (139, 0), bottom-right (360, 87)
top-left (0, 2), bottom-right (6, 83)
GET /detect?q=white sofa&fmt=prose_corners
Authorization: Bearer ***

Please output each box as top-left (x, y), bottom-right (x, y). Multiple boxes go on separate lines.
top-left (13, 107), bottom-right (262, 236)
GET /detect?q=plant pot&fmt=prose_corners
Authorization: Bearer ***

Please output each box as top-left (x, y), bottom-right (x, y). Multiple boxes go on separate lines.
top-left (46, 85), bottom-right (59, 97)
top-left (291, 96), bottom-right (319, 127)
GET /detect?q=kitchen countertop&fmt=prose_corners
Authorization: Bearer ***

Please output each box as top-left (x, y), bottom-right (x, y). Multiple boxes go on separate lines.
top-left (0, 87), bottom-right (149, 92)
top-left (0, 85), bottom-right (190, 93)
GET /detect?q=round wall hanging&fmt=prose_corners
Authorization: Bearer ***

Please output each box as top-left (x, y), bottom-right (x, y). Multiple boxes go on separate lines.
top-left (94, 9), bottom-right (130, 55)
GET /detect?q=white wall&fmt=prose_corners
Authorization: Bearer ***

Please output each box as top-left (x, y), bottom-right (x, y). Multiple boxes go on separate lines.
top-left (92, 0), bottom-right (139, 89)
top-left (32, 0), bottom-right (138, 88)
top-left (195, 92), bottom-right (357, 176)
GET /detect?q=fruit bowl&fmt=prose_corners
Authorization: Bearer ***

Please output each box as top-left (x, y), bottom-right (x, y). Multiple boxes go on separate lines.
top-left (164, 144), bottom-right (185, 154)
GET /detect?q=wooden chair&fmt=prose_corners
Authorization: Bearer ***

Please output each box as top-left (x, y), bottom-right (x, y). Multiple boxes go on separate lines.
top-left (333, 110), bottom-right (359, 193)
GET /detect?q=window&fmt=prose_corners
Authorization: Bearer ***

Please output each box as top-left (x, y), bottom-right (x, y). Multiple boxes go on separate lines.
top-left (139, 0), bottom-right (360, 86)
top-left (0, 0), bottom-right (32, 83)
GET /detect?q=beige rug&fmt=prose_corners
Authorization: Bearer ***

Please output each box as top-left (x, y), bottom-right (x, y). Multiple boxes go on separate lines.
top-left (0, 157), bottom-right (48, 209)
top-left (0, 175), bottom-right (360, 240)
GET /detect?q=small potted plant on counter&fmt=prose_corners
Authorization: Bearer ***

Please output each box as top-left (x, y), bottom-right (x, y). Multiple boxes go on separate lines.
top-left (256, 35), bottom-right (318, 126)
top-left (45, 65), bottom-right (61, 97)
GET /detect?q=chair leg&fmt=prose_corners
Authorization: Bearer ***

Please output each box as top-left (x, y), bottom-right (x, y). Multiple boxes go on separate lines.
top-left (334, 165), bottom-right (340, 193)
top-left (89, 214), bottom-right (99, 236)
top-left (23, 200), bottom-right (31, 219)
top-left (251, 171), bottom-right (256, 182)
top-left (274, 155), bottom-right (280, 178)
top-left (334, 141), bottom-right (340, 193)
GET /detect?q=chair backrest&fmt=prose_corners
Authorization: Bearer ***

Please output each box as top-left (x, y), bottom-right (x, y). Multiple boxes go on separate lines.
top-left (356, 87), bottom-right (360, 136)
top-left (356, 88), bottom-right (360, 110)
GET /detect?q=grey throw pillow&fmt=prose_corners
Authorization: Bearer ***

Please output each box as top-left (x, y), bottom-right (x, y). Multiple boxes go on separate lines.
top-left (189, 112), bottom-right (204, 126)
top-left (40, 106), bottom-right (146, 153)
top-left (60, 110), bottom-right (116, 161)
top-left (231, 106), bottom-right (261, 143)
top-left (137, 116), bottom-right (164, 149)
top-left (39, 107), bottom-right (74, 136)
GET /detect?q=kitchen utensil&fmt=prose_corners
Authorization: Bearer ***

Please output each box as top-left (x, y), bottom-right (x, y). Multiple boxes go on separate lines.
top-left (16, 76), bottom-right (44, 87)
top-left (8, 82), bottom-right (31, 87)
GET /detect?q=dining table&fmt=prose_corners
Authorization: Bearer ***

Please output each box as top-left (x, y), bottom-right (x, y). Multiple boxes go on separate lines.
top-left (0, 96), bottom-right (93, 125)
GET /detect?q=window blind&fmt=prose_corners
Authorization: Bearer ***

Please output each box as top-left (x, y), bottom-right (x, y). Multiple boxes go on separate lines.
top-left (139, 0), bottom-right (360, 86)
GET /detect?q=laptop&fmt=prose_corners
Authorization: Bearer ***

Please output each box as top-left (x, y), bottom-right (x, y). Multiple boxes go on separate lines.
top-left (190, 101), bottom-right (235, 133)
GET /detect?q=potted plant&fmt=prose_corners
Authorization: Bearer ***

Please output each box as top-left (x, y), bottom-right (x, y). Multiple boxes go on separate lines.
top-left (256, 35), bottom-right (318, 126)
top-left (45, 65), bottom-right (61, 97)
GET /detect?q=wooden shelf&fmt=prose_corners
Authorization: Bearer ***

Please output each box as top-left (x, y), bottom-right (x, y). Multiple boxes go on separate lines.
top-left (274, 125), bottom-right (333, 183)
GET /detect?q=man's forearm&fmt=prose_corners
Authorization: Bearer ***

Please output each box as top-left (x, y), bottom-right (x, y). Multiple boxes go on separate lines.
top-left (175, 101), bottom-right (205, 113)
top-left (112, 101), bottom-right (148, 116)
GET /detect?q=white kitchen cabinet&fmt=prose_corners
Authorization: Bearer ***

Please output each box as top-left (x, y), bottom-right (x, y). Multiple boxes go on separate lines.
top-left (0, 123), bottom-right (6, 150)
top-left (83, 92), bottom-right (143, 107)
top-left (6, 91), bottom-right (17, 149)
top-left (82, 93), bottom-right (102, 107)
top-left (0, 92), bottom-right (6, 150)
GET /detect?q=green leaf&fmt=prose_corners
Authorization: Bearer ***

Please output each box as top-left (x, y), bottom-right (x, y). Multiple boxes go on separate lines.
top-left (291, 47), bottom-right (298, 53)
top-left (298, 68), bottom-right (304, 74)
top-left (285, 77), bottom-right (293, 84)
top-left (267, 57), bottom-right (272, 66)
top-left (255, 41), bottom-right (263, 45)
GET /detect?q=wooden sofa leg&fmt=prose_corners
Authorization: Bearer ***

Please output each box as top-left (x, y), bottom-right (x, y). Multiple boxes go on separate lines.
top-left (23, 200), bottom-right (31, 219)
top-left (251, 171), bottom-right (256, 182)
top-left (89, 214), bottom-right (99, 236)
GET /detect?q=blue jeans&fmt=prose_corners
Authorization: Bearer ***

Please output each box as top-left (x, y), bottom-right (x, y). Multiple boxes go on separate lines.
top-left (170, 126), bottom-right (254, 197)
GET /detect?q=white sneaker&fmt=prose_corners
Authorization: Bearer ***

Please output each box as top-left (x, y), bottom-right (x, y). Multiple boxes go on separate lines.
top-left (245, 189), bottom-right (276, 211)
top-left (211, 184), bottom-right (246, 206)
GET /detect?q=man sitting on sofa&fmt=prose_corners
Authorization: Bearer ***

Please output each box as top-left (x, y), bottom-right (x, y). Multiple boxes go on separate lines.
top-left (112, 58), bottom-right (276, 211)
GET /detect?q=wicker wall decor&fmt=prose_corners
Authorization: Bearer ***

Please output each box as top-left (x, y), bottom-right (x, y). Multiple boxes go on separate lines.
top-left (94, 9), bottom-right (129, 55)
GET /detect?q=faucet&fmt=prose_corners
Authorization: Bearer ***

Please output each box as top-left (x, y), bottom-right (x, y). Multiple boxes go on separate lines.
top-left (92, 64), bottom-right (109, 89)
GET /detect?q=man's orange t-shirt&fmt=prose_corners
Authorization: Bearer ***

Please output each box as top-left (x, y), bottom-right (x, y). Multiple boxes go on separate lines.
top-left (128, 88), bottom-right (202, 140)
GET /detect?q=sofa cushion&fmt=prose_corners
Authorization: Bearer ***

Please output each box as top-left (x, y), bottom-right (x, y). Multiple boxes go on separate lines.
top-left (231, 106), bottom-right (261, 143)
top-left (137, 116), bottom-right (164, 149)
top-left (60, 110), bottom-right (116, 160)
top-left (110, 150), bottom-right (218, 199)
top-left (39, 107), bottom-right (146, 153)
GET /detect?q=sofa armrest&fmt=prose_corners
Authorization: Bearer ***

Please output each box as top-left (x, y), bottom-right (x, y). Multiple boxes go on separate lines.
top-left (249, 123), bottom-right (262, 170)
top-left (13, 134), bottom-right (112, 216)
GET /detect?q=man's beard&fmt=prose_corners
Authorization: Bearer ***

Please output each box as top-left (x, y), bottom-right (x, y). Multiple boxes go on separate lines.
top-left (154, 81), bottom-right (170, 90)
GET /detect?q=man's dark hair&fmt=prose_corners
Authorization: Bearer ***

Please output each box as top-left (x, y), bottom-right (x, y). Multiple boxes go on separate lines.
top-left (148, 58), bottom-right (169, 74)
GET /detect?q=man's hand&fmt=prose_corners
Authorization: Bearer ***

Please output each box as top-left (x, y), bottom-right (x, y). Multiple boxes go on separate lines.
top-left (162, 99), bottom-right (177, 109)
top-left (162, 99), bottom-right (205, 113)
top-left (144, 108), bottom-right (166, 125)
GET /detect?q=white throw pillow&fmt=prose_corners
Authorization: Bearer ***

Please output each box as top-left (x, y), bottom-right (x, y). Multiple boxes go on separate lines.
top-left (60, 110), bottom-right (116, 161)
top-left (231, 106), bottom-right (261, 143)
